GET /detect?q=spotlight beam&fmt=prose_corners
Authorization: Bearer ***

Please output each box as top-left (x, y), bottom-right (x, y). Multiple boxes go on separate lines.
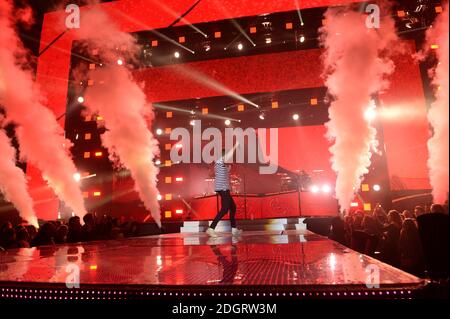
top-left (230, 20), bottom-right (256, 47)
top-left (153, 0), bottom-right (208, 38)
top-left (211, 0), bottom-right (256, 47)
top-left (153, 103), bottom-right (239, 122)
top-left (174, 65), bottom-right (260, 108)
top-left (294, 0), bottom-right (305, 26)
top-left (111, 9), bottom-right (195, 54)
top-left (153, 103), bottom-right (196, 114)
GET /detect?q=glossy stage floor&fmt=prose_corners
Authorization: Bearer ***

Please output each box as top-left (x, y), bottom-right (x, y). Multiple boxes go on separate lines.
top-left (0, 229), bottom-right (425, 300)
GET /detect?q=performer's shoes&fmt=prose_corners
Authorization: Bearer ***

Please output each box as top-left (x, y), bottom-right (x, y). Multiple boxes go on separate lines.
top-left (206, 227), bottom-right (218, 238)
top-left (231, 228), bottom-right (242, 236)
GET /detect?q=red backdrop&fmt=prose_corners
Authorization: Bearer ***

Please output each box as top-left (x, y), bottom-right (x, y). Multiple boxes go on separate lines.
top-left (31, 0), bottom-right (429, 220)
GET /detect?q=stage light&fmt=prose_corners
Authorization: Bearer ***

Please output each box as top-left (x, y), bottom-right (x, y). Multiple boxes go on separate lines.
top-left (259, 113), bottom-right (265, 120)
top-left (174, 51), bottom-right (180, 58)
top-left (73, 173), bottom-right (81, 182)
top-left (175, 209), bottom-right (183, 214)
top-left (265, 38), bottom-right (272, 44)
top-left (311, 185), bottom-right (319, 193)
top-left (293, 114), bottom-right (300, 120)
top-left (237, 43), bottom-right (243, 50)
top-left (364, 108), bottom-right (377, 121)
top-left (156, 128), bottom-right (163, 135)
top-left (94, 151), bottom-right (103, 157)
top-left (157, 194), bottom-right (162, 201)
top-left (204, 44), bottom-right (211, 52)
top-left (93, 191), bottom-right (101, 197)
top-left (322, 184), bottom-right (331, 193)
top-left (225, 119), bottom-right (231, 126)
top-left (350, 202), bottom-right (359, 207)
top-left (299, 35), bottom-right (305, 43)
top-left (77, 96), bottom-right (84, 103)
top-left (155, 159), bottom-right (161, 165)
top-left (117, 59), bottom-right (124, 65)
top-left (175, 177), bottom-right (183, 182)
top-left (190, 120), bottom-right (196, 126)
top-left (373, 184), bottom-right (381, 192)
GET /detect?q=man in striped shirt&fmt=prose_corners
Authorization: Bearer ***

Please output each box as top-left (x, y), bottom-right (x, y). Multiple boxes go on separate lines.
top-left (206, 147), bottom-right (242, 238)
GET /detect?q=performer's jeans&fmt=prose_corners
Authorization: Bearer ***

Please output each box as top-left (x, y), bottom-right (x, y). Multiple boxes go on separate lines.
top-left (210, 190), bottom-right (237, 229)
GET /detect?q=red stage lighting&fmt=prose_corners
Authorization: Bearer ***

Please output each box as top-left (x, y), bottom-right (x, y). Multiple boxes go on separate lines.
top-left (175, 209), bottom-right (183, 214)
top-left (175, 177), bottom-right (183, 182)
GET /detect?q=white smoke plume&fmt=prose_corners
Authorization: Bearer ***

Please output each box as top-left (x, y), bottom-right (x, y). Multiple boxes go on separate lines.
top-left (0, 126), bottom-right (38, 227)
top-left (320, 5), bottom-right (398, 213)
top-left (0, 0), bottom-right (87, 218)
top-left (72, 6), bottom-right (161, 226)
top-left (425, 3), bottom-right (449, 204)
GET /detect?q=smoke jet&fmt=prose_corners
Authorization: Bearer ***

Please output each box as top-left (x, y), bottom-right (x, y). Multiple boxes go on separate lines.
top-left (425, 3), bottom-right (449, 204)
top-left (320, 5), bottom-right (398, 213)
top-left (0, 127), bottom-right (38, 227)
top-left (73, 6), bottom-right (161, 226)
top-left (0, 0), bottom-right (87, 218)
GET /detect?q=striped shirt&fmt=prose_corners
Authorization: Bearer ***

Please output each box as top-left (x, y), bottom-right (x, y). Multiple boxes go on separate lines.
top-left (214, 158), bottom-right (230, 191)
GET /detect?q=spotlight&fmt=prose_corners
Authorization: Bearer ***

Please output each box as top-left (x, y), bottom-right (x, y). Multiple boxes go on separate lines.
top-left (311, 185), bottom-right (319, 193)
top-left (237, 43), bottom-right (243, 50)
top-left (265, 38), bottom-right (272, 44)
top-left (157, 194), bottom-right (162, 201)
top-left (155, 159), bottom-right (161, 165)
top-left (117, 59), bottom-right (123, 65)
top-left (299, 35), bottom-right (305, 43)
top-left (350, 202), bottom-right (359, 207)
top-left (322, 184), bottom-right (331, 193)
top-left (204, 44), bottom-right (211, 52)
top-left (174, 51), bottom-right (180, 58)
top-left (293, 114), bottom-right (300, 120)
top-left (224, 119), bottom-right (231, 126)
top-left (156, 128), bottom-right (163, 135)
top-left (373, 184), bottom-right (381, 192)
top-left (73, 173), bottom-right (81, 182)
top-left (77, 96), bottom-right (84, 103)
top-left (259, 113), bottom-right (265, 120)
top-left (364, 108), bottom-right (376, 121)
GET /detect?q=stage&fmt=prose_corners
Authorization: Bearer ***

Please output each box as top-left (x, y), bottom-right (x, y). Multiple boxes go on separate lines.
top-left (0, 229), bottom-right (425, 300)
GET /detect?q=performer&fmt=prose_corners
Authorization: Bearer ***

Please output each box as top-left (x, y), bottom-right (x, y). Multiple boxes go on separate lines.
top-left (206, 145), bottom-right (242, 238)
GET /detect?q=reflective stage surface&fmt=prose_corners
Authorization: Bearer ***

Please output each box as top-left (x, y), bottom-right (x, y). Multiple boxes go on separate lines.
top-left (0, 229), bottom-right (422, 289)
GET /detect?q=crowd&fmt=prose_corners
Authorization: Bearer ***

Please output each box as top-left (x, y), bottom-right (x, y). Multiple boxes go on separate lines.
top-left (0, 213), bottom-right (141, 250)
top-left (329, 203), bottom-right (449, 279)
top-left (1, 203), bottom-right (448, 280)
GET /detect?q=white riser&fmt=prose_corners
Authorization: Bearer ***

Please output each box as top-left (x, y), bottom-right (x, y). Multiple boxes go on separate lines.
top-left (180, 218), bottom-right (306, 233)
